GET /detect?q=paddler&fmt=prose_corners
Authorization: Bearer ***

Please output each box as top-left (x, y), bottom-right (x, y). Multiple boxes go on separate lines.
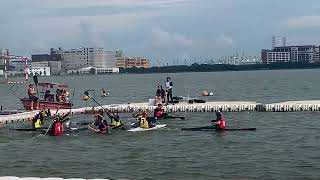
top-left (211, 111), bottom-right (226, 130)
top-left (136, 111), bottom-right (149, 129)
top-left (98, 120), bottom-right (110, 134)
top-left (154, 104), bottom-right (168, 119)
top-left (106, 110), bottom-right (122, 128)
top-left (94, 109), bottom-right (104, 126)
top-left (49, 112), bottom-right (71, 136)
top-left (32, 112), bottom-right (44, 129)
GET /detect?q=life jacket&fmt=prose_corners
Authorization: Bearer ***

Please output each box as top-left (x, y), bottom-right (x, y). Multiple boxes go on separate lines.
top-left (34, 119), bottom-right (42, 129)
top-left (136, 115), bottom-right (142, 122)
top-left (139, 117), bottom-right (149, 129)
top-left (54, 122), bottom-right (63, 136)
top-left (111, 119), bottom-right (122, 127)
top-left (155, 108), bottom-right (163, 118)
top-left (94, 114), bottom-right (103, 126)
top-left (219, 118), bottom-right (226, 129)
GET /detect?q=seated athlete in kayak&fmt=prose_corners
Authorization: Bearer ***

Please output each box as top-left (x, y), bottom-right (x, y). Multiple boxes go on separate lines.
top-left (94, 109), bottom-right (104, 126)
top-left (32, 112), bottom-right (44, 129)
top-left (97, 120), bottom-right (110, 134)
top-left (106, 110), bottom-right (122, 128)
top-left (211, 111), bottom-right (226, 130)
top-left (136, 111), bottom-right (154, 129)
top-left (154, 104), bottom-right (168, 118)
top-left (49, 112), bottom-right (71, 136)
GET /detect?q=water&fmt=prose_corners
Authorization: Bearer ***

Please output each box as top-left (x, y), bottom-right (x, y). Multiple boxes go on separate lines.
top-left (0, 70), bottom-right (320, 179)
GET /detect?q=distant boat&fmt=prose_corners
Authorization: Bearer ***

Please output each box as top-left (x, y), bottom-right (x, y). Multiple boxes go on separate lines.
top-left (20, 82), bottom-right (72, 110)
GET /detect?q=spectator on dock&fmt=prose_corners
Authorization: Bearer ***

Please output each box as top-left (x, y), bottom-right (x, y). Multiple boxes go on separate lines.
top-left (62, 89), bottom-right (70, 102)
top-left (155, 85), bottom-right (165, 105)
top-left (165, 77), bottom-right (173, 104)
top-left (44, 90), bottom-right (54, 102)
top-left (28, 84), bottom-right (39, 110)
top-left (56, 89), bottom-right (62, 102)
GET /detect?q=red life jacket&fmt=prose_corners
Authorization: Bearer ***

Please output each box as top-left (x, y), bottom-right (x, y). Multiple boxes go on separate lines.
top-left (54, 122), bottom-right (63, 136)
top-left (155, 110), bottom-right (162, 118)
top-left (219, 118), bottom-right (226, 129)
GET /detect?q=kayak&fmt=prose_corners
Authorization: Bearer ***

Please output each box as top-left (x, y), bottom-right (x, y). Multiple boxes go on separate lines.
top-left (10, 128), bottom-right (46, 131)
top-left (127, 124), bottom-right (167, 132)
top-left (10, 126), bottom-right (87, 132)
top-left (88, 124), bottom-right (110, 134)
top-left (181, 126), bottom-right (256, 131)
top-left (148, 116), bottom-right (185, 122)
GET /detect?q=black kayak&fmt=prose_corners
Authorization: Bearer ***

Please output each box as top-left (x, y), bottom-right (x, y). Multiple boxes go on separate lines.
top-left (148, 116), bottom-right (185, 122)
top-left (10, 127), bottom-right (87, 132)
top-left (9, 127), bottom-right (49, 131)
top-left (181, 126), bottom-right (256, 131)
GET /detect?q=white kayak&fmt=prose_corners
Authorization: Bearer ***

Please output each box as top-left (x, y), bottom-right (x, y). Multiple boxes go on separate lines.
top-left (127, 124), bottom-right (167, 132)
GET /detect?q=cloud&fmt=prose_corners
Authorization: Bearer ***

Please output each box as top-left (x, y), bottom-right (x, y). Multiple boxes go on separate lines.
top-left (215, 33), bottom-right (234, 48)
top-left (151, 28), bottom-right (192, 48)
top-left (287, 15), bottom-right (320, 28)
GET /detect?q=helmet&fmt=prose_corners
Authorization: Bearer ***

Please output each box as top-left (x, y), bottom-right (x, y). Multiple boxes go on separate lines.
top-left (142, 111), bottom-right (148, 116)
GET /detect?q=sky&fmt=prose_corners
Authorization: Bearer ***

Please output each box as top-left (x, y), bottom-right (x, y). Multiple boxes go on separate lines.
top-left (1, 0), bottom-right (320, 65)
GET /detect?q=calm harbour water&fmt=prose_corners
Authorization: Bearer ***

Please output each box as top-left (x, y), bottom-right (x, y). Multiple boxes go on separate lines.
top-left (0, 70), bottom-right (320, 179)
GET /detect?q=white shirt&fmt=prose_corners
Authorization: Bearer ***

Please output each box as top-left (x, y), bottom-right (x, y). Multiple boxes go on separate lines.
top-left (165, 81), bottom-right (172, 90)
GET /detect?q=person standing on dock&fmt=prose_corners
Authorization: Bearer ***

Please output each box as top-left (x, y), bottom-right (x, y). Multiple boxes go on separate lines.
top-left (165, 77), bottom-right (173, 104)
top-left (28, 84), bottom-right (39, 110)
top-left (155, 85), bottom-right (165, 105)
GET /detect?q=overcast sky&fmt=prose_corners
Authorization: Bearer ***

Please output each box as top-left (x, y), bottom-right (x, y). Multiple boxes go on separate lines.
top-left (1, 0), bottom-right (320, 65)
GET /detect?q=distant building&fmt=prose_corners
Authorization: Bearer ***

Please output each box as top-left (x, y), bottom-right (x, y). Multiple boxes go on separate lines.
top-left (71, 66), bottom-right (119, 74)
top-left (32, 61), bottom-right (49, 67)
top-left (31, 54), bottom-right (62, 75)
top-left (272, 35), bottom-right (286, 49)
top-left (267, 52), bottom-right (290, 63)
top-left (115, 50), bottom-right (124, 57)
top-left (27, 67), bottom-right (50, 76)
top-left (50, 47), bottom-right (116, 73)
top-left (116, 57), bottom-right (150, 69)
top-left (1, 49), bottom-right (9, 56)
top-left (8, 58), bottom-right (31, 71)
top-left (261, 49), bottom-right (271, 64)
top-left (262, 45), bottom-right (320, 64)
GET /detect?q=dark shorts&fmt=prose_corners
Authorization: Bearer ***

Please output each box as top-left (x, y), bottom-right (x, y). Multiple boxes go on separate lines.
top-left (29, 96), bottom-right (38, 102)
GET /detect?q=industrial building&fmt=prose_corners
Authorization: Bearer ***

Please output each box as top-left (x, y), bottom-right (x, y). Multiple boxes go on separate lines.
top-left (116, 57), bottom-right (150, 69)
top-left (262, 45), bottom-right (320, 64)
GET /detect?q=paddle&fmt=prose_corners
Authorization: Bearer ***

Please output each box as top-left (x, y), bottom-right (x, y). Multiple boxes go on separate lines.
top-left (84, 91), bottom-right (123, 128)
top-left (66, 88), bottom-right (75, 128)
top-left (163, 116), bottom-right (185, 120)
top-left (84, 91), bottom-right (109, 113)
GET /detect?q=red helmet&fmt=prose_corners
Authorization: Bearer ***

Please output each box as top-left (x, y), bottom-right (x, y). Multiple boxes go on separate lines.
top-left (142, 111), bottom-right (148, 116)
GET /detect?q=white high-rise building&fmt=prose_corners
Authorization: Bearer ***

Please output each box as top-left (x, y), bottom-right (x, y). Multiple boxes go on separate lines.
top-left (50, 47), bottom-right (116, 71)
top-left (272, 36), bottom-right (286, 49)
